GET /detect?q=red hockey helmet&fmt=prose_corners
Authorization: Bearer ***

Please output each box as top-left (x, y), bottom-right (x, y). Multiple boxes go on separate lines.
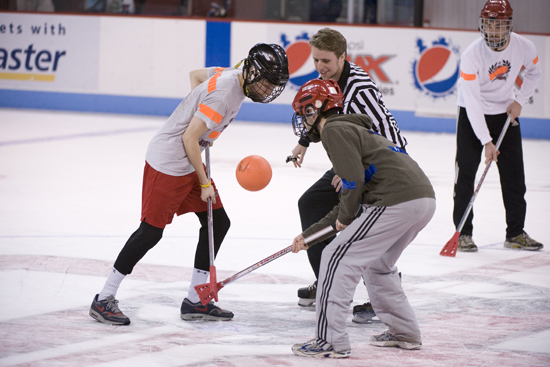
top-left (481, 0), bottom-right (513, 19)
top-left (291, 79), bottom-right (344, 141)
top-left (479, 0), bottom-right (513, 50)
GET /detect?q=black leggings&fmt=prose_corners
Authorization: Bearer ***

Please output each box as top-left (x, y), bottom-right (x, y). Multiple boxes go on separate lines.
top-left (114, 207), bottom-right (231, 275)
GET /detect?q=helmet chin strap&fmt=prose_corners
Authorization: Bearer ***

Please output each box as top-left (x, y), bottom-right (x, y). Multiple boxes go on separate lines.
top-left (307, 114), bottom-right (322, 136)
top-left (241, 59), bottom-right (260, 101)
top-left (487, 38), bottom-right (507, 51)
top-left (304, 100), bottom-right (329, 142)
top-left (241, 64), bottom-right (253, 100)
top-left (485, 34), bottom-right (507, 51)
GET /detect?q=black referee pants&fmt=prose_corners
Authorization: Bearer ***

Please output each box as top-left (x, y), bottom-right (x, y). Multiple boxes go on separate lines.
top-left (298, 168), bottom-right (340, 279)
top-left (453, 107), bottom-right (526, 238)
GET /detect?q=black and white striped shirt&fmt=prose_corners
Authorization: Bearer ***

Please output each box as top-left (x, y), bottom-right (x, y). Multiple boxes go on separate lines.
top-left (341, 61), bottom-right (406, 149)
top-left (299, 61), bottom-right (407, 149)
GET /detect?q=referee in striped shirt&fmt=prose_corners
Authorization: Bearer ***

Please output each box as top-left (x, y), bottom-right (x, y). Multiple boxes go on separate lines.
top-left (289, 28), bottom-right (407, 319)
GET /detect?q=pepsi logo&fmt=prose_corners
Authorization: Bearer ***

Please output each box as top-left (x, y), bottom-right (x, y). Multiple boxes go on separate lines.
top-left (412, 37), bottom-right (460, 98)
top-left (281, 33), bottom-right (318, 89)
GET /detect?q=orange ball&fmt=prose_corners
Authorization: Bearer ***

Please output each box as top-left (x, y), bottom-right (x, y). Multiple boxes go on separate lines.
top-left (236, 155), bottom-right (272, 192)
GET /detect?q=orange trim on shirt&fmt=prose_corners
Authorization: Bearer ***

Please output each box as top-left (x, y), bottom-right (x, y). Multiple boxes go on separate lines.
top-left (533, 56), bottom-right (539, 65)
top-left (515, 65), bottom-right (526, 88)
top-left (489, 66), bottom-right (508, 81)
top-left (460, 70), bottom-right (476, 81)
top-left (208, 131), bottom-right (221, 139)
top-left (207, 67), bottom-right (225, 93)
top-left (199, 103), bottom-right (223, 125)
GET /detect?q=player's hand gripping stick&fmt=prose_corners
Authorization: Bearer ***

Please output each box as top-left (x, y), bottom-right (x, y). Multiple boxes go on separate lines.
top-left (440, 115), bottom-right (512, 257)
top-left (195, 225), bottom-right (337, 306)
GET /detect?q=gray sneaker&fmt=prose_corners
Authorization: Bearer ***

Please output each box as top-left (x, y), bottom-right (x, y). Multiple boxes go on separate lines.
top-left (370, 331), bottom-right (422, 350)
top-left (180, 298), bottom-right (234, 321)
top-left (292, 339), bottom-right (350, 358)
top-left (89, 294), bottom-right (130, 325)
top-left (458, 235), bottom-right (478, 252)
top-left (504, 232), bottom-right (543, 251)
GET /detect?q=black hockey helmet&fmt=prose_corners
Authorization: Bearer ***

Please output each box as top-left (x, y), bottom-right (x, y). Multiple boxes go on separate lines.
top-left (242, 43), bottom-right (289, 103)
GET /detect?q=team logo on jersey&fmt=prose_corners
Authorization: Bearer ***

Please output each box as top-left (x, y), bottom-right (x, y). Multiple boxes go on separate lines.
top-left (281, 33), bottom-right (319, 90)
top-left (412, 37), bottom-right (460, 98)
top-left (488, 60), bottom-right (511, 81)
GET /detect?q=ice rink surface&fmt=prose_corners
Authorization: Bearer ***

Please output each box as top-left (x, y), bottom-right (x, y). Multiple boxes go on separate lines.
top-left (1, 108), bottom-right (549, 366)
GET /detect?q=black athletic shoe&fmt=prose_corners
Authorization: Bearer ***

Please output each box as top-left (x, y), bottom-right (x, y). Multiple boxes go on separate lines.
top-left (180, 298), bottom-right (234, 321)
top-left (297, 280), bottom-right (317, 307)
top-left (352, 302), bottom-right (377, 323)
top-left (89, 294), bottom-right (131, 325)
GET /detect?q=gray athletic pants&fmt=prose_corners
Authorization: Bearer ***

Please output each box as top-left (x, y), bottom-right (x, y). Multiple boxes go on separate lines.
top-left (314, 197), bottom-right (436, 352)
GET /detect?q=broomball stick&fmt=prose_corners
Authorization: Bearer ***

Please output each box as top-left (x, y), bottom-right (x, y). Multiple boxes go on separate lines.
top-left (204, 146), bottom-right (219, 302)
top-left (195, 225), bottom-right (337, 306)
top-left (440, 115), bottom-right (512, 257)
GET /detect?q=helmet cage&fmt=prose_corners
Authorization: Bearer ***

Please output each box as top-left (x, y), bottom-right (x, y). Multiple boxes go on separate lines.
top-left (291, 99), bottom-right (327, 143)
top-left (479, 17), bottom-right (513, 50)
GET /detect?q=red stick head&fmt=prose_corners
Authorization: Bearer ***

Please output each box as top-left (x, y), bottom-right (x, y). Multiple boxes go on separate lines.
top-left (440, 232), bottom-right (459, 257)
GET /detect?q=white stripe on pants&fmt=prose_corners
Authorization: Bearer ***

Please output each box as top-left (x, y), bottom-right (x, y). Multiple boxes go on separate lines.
top-left (315, 197), bottom-right (435, 352)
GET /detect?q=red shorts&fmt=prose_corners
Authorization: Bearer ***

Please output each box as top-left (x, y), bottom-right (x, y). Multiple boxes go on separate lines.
top-left (140, 161), bottom-right (223, 228)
